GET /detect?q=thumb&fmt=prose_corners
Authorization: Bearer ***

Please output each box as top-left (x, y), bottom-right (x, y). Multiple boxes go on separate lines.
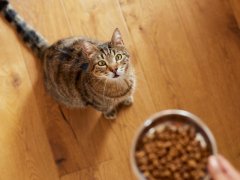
top-left (217, 155), bottom-right (240, 179)
top-left (208, 156), bottom-right (228, 180)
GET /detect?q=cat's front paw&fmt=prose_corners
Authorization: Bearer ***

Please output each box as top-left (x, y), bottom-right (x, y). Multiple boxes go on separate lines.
top-left (103, 108), bottom-right (117, 120)
top-left (122, 96), bottom-right (134, 106)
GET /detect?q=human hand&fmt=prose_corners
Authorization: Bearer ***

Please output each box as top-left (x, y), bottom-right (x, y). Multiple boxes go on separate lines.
top-left (208, 155), bottom-right (240, 180)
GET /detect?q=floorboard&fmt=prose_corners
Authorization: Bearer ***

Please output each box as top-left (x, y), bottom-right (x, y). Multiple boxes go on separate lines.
top-left (1, 0), bottom-right (240, 179)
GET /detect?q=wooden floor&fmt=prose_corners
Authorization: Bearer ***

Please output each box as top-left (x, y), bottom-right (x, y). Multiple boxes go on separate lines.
top-left (1, 0), bottom-right (240, 179)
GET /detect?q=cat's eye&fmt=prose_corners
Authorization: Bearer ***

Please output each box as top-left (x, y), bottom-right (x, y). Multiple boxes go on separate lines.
top-left (98, 60), bottom-right (106, 66)
top-left (115, 54), bottom-right (122, 61)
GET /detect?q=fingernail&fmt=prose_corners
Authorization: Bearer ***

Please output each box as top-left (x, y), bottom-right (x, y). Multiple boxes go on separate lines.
top-left (209, 156), bottom-right (220, 171)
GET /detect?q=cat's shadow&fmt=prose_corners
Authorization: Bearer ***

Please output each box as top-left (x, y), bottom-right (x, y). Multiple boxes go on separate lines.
top-left (59, 105), bottom-right (113, 168)
top-left (28, 57), bottom-right (113, 174)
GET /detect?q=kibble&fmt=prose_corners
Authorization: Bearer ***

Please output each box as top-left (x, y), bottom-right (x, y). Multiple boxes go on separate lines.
top-left (135, 124), bottom-right (211, 180)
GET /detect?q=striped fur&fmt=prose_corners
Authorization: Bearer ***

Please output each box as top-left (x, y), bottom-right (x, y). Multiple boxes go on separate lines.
top-left (1, 1), bottom-right (136, 119)
top-left (43, 35), bottom-right (135, 119)
top-left (0, 0), bottom-right (48, 58)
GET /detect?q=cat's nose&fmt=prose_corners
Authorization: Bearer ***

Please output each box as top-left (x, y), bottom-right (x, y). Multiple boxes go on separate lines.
top-left (109, 67), bottom-right (118, 73)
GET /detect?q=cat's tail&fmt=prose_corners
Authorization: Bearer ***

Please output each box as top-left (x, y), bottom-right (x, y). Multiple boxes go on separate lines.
top-left (0, 0), bottom-right (49, 59)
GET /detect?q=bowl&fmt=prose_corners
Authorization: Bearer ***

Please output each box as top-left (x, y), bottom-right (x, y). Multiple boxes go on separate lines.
top-left (130, 109), bottom-right (217, 180)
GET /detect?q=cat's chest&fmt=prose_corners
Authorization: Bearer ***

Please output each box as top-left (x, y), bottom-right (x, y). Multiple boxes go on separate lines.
top-left (89, 88), bottom-right (126, 105)
top-left (87, 79), bottom-right (133, 104)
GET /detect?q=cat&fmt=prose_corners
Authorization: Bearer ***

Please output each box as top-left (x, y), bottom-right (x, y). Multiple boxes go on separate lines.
top-left (0, 0), bottom-right (136, 119)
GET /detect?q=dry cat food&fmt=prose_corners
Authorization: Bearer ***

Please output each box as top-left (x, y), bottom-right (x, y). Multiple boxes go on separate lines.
top-left (135, 124), bottom-right (211, 180)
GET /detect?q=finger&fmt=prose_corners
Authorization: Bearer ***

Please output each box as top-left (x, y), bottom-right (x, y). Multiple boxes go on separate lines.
top-left (208, 156), bottom-right (228, 180)
top-left (217, 155), bottom-right (240, 179)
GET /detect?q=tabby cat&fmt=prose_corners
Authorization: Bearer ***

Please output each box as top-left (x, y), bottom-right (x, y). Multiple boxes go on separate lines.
top-left (0, 0), bottom-right (135, 119)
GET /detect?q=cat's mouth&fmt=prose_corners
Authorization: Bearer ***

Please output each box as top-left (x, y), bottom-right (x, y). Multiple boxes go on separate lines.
top-left (113, 73), bottom-right (120, 78)
top-left (106, 71), bottom-right (122, 79)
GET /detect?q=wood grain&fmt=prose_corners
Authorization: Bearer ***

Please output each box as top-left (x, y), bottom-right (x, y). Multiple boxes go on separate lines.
top-left (0, 12), bottom-right (59, 180)
top-left (1, 0), bottom-right (240, 179)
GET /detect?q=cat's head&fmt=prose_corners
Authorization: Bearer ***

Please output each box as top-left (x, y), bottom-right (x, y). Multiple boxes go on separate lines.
top-left (82, 28), bottom-right (130, 80)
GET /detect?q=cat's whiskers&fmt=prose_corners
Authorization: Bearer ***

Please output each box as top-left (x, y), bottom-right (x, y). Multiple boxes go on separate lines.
top-left (87, 76), bottom-right (103, 90)
top-left (115, 80), bottom-right (121, 97)
top-left (102, 78), bottom-right (108, 105)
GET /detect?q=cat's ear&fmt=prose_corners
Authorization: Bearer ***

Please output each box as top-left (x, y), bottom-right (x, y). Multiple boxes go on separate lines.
top-left (82, 41), bottom-right (99, 59)
top-left (111, 28), bottom-right (124, 47)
